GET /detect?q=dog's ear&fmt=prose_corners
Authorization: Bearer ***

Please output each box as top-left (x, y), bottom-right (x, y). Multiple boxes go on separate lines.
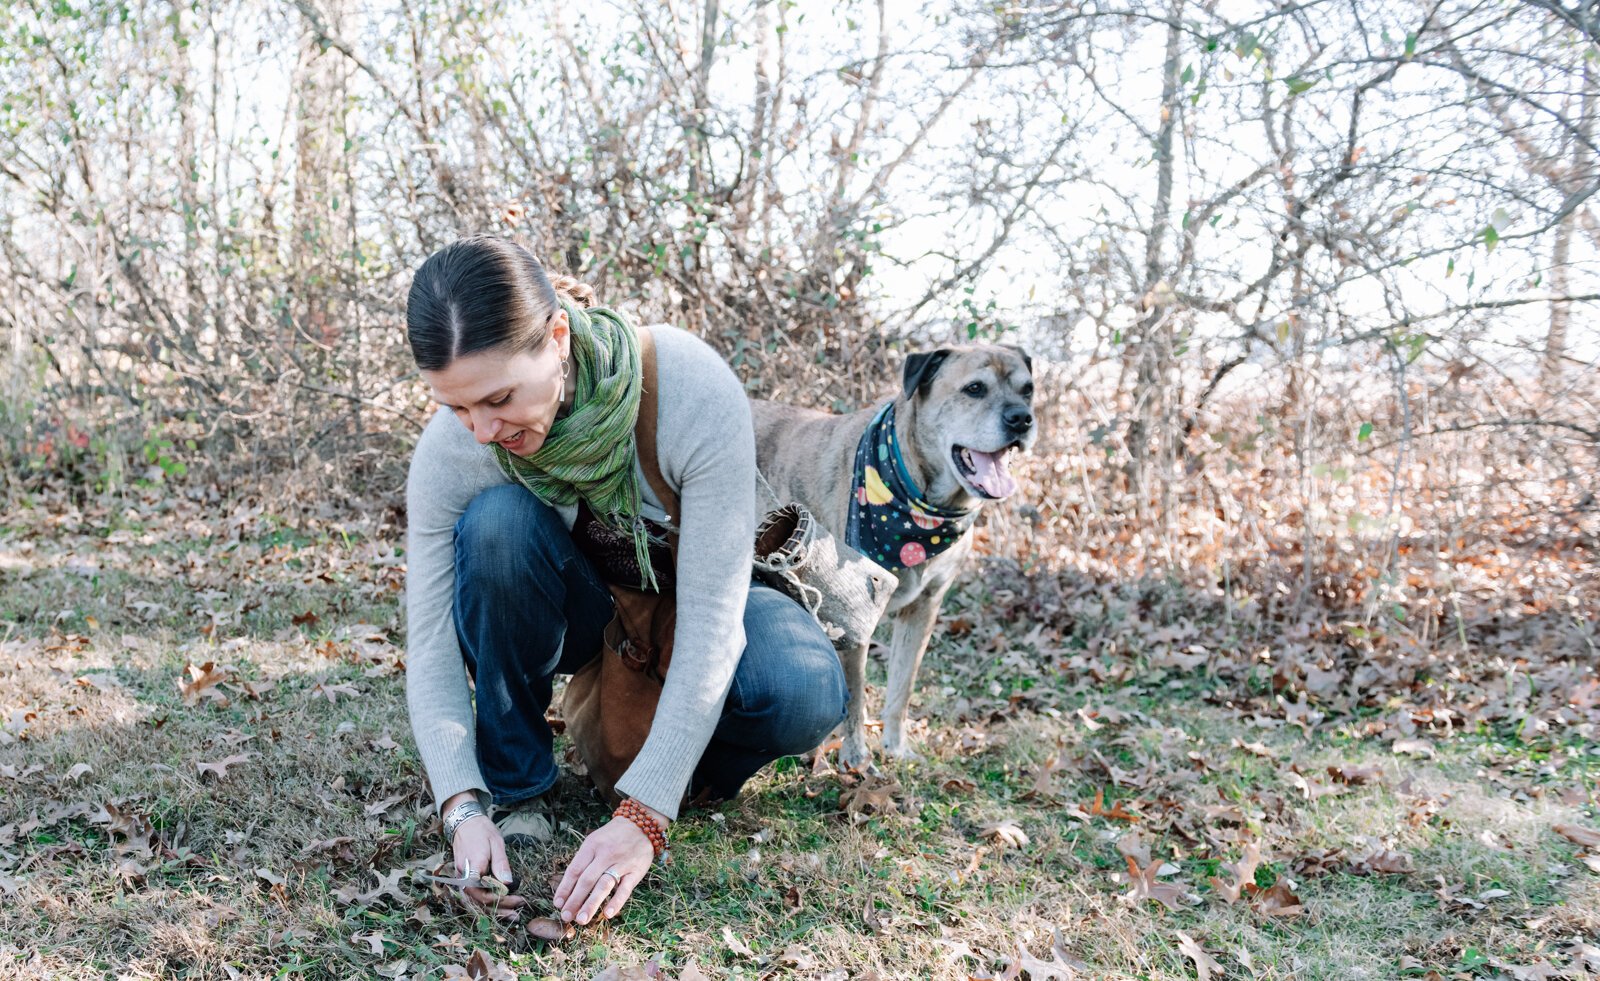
top-left (1003, 344), bottom-right (1033, 376)
top-left (902, 349), bottom-right (953, 401)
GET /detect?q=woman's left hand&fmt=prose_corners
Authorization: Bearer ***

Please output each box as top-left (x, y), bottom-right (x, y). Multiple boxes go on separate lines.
top-left (553, 807), bottom-right (663, 924)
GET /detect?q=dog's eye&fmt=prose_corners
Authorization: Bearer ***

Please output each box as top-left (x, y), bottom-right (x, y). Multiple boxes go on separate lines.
top-left (963, 382), bottom-right (987, 398)
top-left (1021, 383), bottom-right (1034, 398)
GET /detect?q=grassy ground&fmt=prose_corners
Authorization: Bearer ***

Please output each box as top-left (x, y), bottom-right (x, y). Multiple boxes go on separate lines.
top-left (1, 496), bottom-right (1597, 980)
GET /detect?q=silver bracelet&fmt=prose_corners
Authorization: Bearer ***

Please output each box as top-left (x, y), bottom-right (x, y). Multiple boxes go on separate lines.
top-left (442, 799), bottom-right (487, 843)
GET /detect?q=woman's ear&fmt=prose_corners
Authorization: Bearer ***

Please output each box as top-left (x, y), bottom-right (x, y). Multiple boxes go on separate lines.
top-left (551, 309), bottom-right (571, 358)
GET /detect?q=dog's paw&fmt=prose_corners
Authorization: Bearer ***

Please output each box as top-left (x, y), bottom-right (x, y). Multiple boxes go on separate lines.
top-left (880, 737), bottom-right (923, 762)
top-left (839, 734), bottom-right (873, 772)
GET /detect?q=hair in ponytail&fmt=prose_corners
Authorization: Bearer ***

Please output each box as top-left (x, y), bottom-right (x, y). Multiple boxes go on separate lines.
top-left (405, 234), bottom-right (598, 371)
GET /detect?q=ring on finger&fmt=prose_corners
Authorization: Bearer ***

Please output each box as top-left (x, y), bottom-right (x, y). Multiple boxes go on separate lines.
top-left (598, 868), bottom-right (620, 888)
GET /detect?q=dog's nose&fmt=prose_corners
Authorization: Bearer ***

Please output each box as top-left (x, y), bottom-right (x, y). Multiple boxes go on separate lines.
top-left (1003, 405), bottom-right (1034, 434)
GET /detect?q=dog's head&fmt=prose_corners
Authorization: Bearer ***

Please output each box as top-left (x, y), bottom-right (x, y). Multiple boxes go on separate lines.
top-left (899, 344), bottom-right (1035, 506)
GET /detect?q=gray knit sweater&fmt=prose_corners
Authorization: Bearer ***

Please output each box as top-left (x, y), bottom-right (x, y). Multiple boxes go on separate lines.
top-left (404, 325), bottom-right (756, 820)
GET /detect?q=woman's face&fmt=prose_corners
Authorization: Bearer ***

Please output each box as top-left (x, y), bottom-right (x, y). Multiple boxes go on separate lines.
top-left (423, 313), bottom-right (572, 457)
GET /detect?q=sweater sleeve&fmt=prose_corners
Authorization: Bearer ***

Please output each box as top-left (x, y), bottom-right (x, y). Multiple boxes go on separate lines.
top-left (404, 407), bottom-right (513, 813)
top-left (613, 327), bottom-right (756, 818)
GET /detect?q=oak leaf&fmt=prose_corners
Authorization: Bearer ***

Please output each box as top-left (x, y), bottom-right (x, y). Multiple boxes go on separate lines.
top-left (179, 662), bottom-right (230, 705)
top-left (311, 680), bottom-right (361, 704)
top-left (197, 753), bottom-right (252, 780)
top-left (1176, 931), bottom-right (1223, 981)
top-left (1082, 788), bottom-right (1139, 822)
top-left (1252, 880), bottom-right (1305, 918)
top-left (351, 931), bottom-right (386, 956)
top-left (1350, 846), bottom-right (1413, 875)
top-left (461, 950), bottom-right (518, 980)
top-left (1123, 854), bottom-right (1188, 911)
top-left (840, 780), bottom-right (902, 820)
top-left (1007, 938), bottom-right (1081, 980)
top-left (722, 925), bottom-right (756, 958)
top-left (1209, 843), bottom-right (1261, 905)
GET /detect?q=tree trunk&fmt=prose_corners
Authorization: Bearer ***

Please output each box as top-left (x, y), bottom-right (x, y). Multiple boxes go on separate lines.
top-left (1546, 57), bottom-right (1593, 389)
top-left (290, 0), bottom-right (358, 463)
top-left (1126, 0), bottom-right (1185, 530)
top-left (292, 0), bottom-right (353, 354)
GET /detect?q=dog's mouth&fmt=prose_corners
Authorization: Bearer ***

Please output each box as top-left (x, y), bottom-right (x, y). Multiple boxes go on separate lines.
top-left (952, 443), bottom-right (1022, 500)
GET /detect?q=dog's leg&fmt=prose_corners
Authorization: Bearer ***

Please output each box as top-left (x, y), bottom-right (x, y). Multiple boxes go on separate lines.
top-left (836, 637), bottom-right (872, 770)
top-left (881, 580), bottom-right (953, 759)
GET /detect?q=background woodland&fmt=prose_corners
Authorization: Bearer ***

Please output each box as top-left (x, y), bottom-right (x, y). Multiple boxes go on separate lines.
top-left (1, 1), bottom-right (1598, 978)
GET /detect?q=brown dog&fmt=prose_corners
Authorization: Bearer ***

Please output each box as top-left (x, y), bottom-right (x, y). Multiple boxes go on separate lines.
top-left (752, 344), bottom-right (1036, 766)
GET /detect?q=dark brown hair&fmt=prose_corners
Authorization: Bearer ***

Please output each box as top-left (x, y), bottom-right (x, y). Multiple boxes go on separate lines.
top-left (405, 235), bottom-right (596, 371)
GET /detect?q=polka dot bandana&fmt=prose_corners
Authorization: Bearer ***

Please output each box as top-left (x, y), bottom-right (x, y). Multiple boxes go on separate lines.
top-left (845, 401), bottom-right (976, 572)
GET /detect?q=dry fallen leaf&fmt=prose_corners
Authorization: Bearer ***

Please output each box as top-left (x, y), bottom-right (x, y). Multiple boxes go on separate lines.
top-left (1209, 842), bottom-right (1261, 905)
top-left (179, 662), bottom-right (230, 705)
top-left (333, 868), bottom-right (409, 908)
top-left (1008, 939), bottom-right (1081, 980)
top-left (526, 917), bottom-right (573, 942)
top-left (677, 960), bottom-right (713, 981)
top-left (1231, 738), bottom-right (1276, 758)
top-left (351, 931), bottom-right (386, 956)
top-left (839, 779), bottom-right (902, 821)
top-left (1252, 880), bottom-right (1305, 918)
top-left (363, 794), bottom-right (407, 817)
top-left (1116, 830), bottom-right (1152, 867)
top-left (722, 925), bottom-right (757, 958)
top-left (1391, 737), bottom-right (1435, 758)
top-left (1350, 846), bottom-right (1414, 875)
top-left (97, 802), bottom-right (155, 858)
top-left (862, 895), bottom-right (889, 934)
top-left (1083, 788), bottom-right (1139, 822)
top-left (1553, 823), bottom-right (1600, 849)
top-left (311, 680), bottom-right (361, 704)
top-left (1285, 770), bottom-right (1346, 801)
top-left (302, 836), bottom-right (359, 864)
top-left (1176, 931), bottom-right (1223, 981)
top-left (1123, 855), bottom-right (1188, 911)
top-left (1328, 763), bottom-right (1383, 785)
top-left (477, 951), bottom-right (521, 981)
top-left (196, 753), bottom-right (252, 780)
top-left (778, 944), bottom-right (817, 969)
top-left (981, 820), bottom-right (1030, 850)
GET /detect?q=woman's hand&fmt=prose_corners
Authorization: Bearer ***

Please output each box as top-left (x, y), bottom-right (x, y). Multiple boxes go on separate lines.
top-left (443, 791), bottom-right (526, 917)
top-left (553, 803), bottom-right (665, 924)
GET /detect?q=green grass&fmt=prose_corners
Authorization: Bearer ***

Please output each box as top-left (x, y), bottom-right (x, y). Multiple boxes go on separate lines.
top-left (2, 508), bottom-right (1597, 980)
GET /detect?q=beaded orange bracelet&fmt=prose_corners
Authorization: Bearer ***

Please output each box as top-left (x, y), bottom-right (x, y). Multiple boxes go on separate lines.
top-left (614, 797), bottom-right (669, 860)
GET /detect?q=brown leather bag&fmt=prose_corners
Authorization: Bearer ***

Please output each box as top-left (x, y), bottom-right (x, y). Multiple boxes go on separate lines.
top-left (560, 327), bottom-right (682, 806)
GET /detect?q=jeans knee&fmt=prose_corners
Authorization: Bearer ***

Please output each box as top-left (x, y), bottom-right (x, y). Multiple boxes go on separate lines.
top-left (455, 485), bottom-right (559, 587)
top-left (779, 641), bottom-right (849, 752)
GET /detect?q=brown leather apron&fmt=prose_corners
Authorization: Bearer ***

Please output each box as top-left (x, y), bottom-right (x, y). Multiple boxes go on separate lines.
top-left (560, 326), bottom-right (682, 805)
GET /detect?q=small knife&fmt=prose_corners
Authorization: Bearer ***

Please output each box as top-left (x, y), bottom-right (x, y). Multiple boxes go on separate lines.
top-left (415, 871), bottom-right (519, 893)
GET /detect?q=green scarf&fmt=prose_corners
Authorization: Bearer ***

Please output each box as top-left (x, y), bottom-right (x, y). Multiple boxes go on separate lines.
top-left (491, 299), bottom-right (661, 591)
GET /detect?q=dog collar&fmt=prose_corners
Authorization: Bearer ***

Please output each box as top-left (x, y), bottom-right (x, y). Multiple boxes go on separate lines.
top-left (845, 402), bottom-right (977, 571)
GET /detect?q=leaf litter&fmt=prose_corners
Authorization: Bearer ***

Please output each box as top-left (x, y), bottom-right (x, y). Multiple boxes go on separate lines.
top-left (3, 453), bottom-right (1598, 979)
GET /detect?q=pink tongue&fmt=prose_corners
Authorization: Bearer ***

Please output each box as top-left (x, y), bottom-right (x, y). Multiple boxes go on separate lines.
top-left (966, 449), bottom-right (1018, 498)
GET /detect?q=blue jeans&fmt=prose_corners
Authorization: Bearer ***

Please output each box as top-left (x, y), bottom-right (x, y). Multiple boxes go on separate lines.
top-left (453, 484), bottom-right (848, 806)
